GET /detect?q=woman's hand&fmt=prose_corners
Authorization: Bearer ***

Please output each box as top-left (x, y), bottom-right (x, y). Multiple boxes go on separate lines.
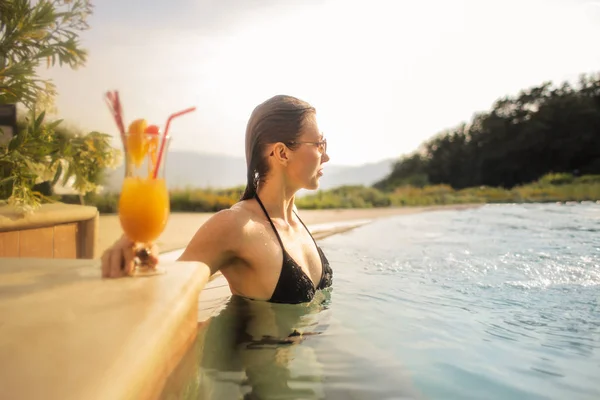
top-left (101, 235), bottom-right (159, 278)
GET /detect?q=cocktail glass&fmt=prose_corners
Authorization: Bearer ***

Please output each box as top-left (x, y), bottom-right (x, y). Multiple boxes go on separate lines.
top-left (118, 132), bottom-right (170, 276)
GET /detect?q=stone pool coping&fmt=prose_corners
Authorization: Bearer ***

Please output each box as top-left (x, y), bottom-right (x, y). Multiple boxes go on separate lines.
top-left (0, 258), bottom-right (211, 400)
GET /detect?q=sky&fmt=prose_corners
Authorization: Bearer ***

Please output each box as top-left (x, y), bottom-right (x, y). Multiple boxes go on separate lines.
top-left (40, 0), bottom-right (600, 166)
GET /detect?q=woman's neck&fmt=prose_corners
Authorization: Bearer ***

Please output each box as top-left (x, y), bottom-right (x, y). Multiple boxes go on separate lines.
top-left (256, 180), bottom-right (297, 223)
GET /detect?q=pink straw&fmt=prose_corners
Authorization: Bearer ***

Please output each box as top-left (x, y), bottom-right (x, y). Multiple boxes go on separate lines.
top-left (104, 90), bottom-right (127, 151)
top-left (152, 107), bottom-right (196, 179)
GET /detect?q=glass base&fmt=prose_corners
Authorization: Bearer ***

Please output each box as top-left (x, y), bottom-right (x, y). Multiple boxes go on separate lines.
top-left (130, 265), bottom-right (166, 277)
top-left (128, 246), bottom-right (164, 277)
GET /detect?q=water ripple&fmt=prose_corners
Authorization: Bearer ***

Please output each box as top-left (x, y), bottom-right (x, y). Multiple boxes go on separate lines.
top-left (320, 203), bottom-right (600, 400)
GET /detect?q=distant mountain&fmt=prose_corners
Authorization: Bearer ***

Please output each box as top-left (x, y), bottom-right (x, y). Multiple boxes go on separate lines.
top-left (316, 159), bottom-right (396, 190)
top-left (100, 150), bottom-right (395, 193)
top-left (102, 151), bottom-right (247, 192)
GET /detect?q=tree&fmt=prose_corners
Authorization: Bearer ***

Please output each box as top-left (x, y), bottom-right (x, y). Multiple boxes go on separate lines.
top-left (375, 73), bottom-right (600, 191)
top-left (0, 0), bottom-right (91, 108)
top-left (0, 0), bottom-right (120, 212)
top-left (373, 152), bottom-right (429, 191)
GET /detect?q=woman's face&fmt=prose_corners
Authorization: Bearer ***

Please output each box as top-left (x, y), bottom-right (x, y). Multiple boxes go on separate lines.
top-left (287, 115), bottom-right (330, 190)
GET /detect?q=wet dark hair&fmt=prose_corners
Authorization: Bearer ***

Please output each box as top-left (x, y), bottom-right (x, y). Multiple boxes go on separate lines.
top-left (240, 95), bottom-right (316, 201)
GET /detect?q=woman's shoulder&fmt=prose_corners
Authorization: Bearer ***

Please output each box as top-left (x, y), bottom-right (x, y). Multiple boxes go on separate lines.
top-left (179, 201), bottom-right (258, 259)
top-left (201, 201), bottom-right (250, 232)
top-left (177, 202), bottom-right (261, 270)
top-left (202, 200), bottom-right (262, 237)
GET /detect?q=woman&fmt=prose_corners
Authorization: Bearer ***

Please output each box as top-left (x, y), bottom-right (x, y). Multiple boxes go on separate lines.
top-left (101, 94), bottom-right (333, 304)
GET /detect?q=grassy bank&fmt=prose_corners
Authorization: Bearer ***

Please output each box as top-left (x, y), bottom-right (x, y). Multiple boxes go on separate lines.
top-left (61, 173), bottom-right (600, 213)
top-left (303, 173), bottom-right (599, 208)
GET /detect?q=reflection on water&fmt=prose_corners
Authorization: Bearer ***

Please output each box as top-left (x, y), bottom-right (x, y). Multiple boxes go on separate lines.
top-left (199, 292), bottom-right (331, 399)
top-left (162, 290), bottom-right (424, 400)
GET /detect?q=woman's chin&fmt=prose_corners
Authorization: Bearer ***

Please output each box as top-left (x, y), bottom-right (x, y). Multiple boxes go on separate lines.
top-left (299, 174), bottom-right (323, 191)
top-left (309, 178), bottom-right (321, 190)
top-left (302, 179), bottom-right (319, 191)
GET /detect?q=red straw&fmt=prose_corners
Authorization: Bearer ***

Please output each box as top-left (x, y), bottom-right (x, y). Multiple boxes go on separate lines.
top-left (152, 107), bottom-right (196, 179)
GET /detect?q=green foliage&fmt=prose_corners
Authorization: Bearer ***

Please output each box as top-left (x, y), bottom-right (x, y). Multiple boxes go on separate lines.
top-left (373, 153), bottom-right (429, 191)
top-left (0, 1), bottom-right (121, 213)
top-left (170, 186), bottom-right (244, 212)
top-left (0, 0), bottom-right (92, 109)
top-left (66, 186), bottom-right (245, 214)
top-left (68, 174), bottom-right (599, 214)
top-left (0, 111), bottom-right (120, 212)
top-left (297, 174), bottom-right (599, 210)
top-left (576, 175), bottom-right (600, 184)
top-left (377, 73), bottom-right (600, 191)
top-left (537, 173), bottom-right (574, 185)
top-left (61, 190), bottom-right (119, 213)
top-left (296, 185), bottom-right (391, 209)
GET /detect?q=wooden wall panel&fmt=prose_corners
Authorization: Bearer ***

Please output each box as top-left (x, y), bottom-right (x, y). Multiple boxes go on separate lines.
top-left (19, 227), bottom-right (54, 258)
top-left (54, 223), bottom-right (78, 259)
top-left (0, 231), bottom-right (19, 257)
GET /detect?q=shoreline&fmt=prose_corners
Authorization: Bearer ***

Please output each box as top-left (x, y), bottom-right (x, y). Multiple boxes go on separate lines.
top-left (98, 204), bottom-right (481, 257)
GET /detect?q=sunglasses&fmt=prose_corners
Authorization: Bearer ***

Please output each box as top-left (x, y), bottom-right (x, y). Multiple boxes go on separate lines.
top-left (288, 137), bottom-right (327, 155)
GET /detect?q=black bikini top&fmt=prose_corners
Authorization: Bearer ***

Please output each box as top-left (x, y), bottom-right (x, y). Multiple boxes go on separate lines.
top-left (255, 195), bottom-right (333, 304)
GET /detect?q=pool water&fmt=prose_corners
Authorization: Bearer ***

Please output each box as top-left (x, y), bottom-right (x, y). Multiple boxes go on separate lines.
top-left (161, 202), bottom-right (600, 400)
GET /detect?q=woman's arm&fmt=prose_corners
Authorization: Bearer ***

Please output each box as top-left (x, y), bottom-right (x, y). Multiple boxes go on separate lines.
top-left (177, 209), bottom-right (243, 276)
top-left (101, 209), bottom-right (243, 278)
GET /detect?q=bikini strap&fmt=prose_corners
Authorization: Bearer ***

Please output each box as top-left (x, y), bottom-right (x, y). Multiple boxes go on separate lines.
top-left (255, 194), bottom-right (285, 249)
top-left (293, 209), bottom-right (319, 248)
top-left (294, 208), bottom-right (326, 285)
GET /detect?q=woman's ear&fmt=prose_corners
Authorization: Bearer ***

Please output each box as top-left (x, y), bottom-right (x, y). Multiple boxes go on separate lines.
top-left (270, 143), bottom-right (289, 165)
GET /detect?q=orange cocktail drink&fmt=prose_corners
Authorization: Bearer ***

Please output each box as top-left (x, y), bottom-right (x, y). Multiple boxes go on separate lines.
top-left (104, 89), bottom-right (196, 276)
top-left (118, 175), bottom-right (169, 244)
top-left (118, 118), bottom-right (170, 276)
